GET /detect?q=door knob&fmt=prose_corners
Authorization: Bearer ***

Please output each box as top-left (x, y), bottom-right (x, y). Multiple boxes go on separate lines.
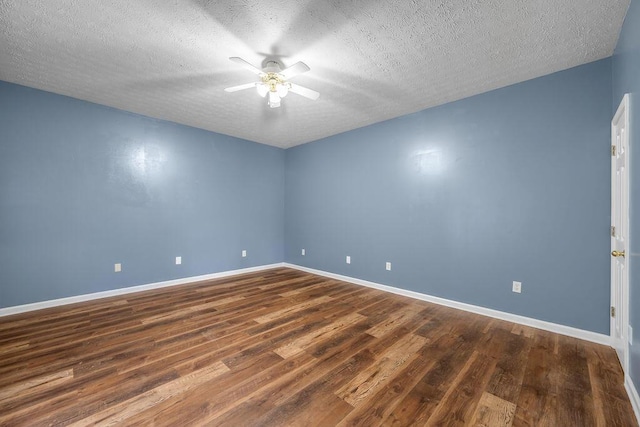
top-left (612, 250), bottom-right (625, 257)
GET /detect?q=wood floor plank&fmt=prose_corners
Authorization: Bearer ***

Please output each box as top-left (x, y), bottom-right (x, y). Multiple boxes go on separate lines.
top-left (239, 347), bottom-right (377, 427)
top-left (586, 343), bottom-right (635, 427)
top-left (0, 267), bottom-right (636, 426)
top-left (69, 361), bottom-right (229, 426)
top-left (207, 334), bottom-right (371, 425)
top-left (0, 369), bottom-right (74, 403)
top-left (423, 350), bottom-right (497, 426)
top-left (556, 336), bottom-right (596, 426)
top-left (513, 332), bottom-right (560, 426)
top-left (336, 334), bottom-right (427, 407)
top-left (253, 295), bottom-right (333, 324)
top-left (483, 329), bottom-right (531, 402)
top-left (365, 305), bottom-right (424, 338)
top-left (273, 311), bottom-right (366, 359)
top-left (124, 348), bottom-right (318, 426)
top-left (336, 355), bottom-right (438, 426)
top-left (469, 391), bottom-right (516, 427)
top-left (383, 325), bottom-right (484, 424)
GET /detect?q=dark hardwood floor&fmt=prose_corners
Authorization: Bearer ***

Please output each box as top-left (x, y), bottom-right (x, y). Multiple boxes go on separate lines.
top-left (0, 267), bottom-right (636, 426)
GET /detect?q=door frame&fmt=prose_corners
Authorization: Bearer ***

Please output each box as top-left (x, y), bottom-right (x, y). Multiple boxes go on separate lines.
top-left (611, 93), bottom-right (631, 374)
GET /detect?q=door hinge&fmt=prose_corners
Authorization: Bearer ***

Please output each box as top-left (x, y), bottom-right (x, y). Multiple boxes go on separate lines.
top-left (611, 226), bottom-right (616, 237)
top-left (612, 145), bottom-right (617, 156)
top-left (611, 306), bottom-right (616, 317)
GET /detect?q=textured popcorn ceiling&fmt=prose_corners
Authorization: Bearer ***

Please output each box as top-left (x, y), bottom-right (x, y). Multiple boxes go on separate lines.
top-left (0, 0), bottom-right (630, 148)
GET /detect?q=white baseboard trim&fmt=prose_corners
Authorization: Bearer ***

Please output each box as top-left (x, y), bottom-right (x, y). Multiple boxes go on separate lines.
top-left (284, 263), bottom-right (612, 347)
top-left (0, 263), bottom-right (285, 318)
top-left (626, 375), bottom-right (640, 424)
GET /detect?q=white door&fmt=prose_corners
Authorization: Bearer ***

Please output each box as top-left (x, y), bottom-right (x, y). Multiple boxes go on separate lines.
top-left (611, 94), bottom-right (630, 373)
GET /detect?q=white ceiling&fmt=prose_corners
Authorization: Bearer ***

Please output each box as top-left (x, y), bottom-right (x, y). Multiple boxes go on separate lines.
top-left (0, 0), bottom-right (630, 148)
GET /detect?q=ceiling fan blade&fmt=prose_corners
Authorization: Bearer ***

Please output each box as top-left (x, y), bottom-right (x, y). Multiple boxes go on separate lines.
top-left (289, 83), bottom-right (320, 100)
top-left (224, 82), bottom-right (257, 92)
top-left (280, 61), bottom-right (310, 79)
top-left (229, 57), bottom-right (264, 76)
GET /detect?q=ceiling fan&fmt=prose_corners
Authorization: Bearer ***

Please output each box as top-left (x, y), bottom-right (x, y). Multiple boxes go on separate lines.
top-left (224, 57), bottom-right (320, 108)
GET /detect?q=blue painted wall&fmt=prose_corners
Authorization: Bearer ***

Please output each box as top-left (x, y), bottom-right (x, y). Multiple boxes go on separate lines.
top-left (0, 82), bottom-right (285, 308)
top-left (285, 59), bottom-right (612, 334)
top-left (0, 56), bottom-right (617, 337)
top-left (613, 0), bottom-right (640, 390)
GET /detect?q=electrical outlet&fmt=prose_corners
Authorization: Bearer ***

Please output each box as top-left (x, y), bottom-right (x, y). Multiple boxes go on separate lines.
top-left (386, 262), bottom-right (391, 271)
top-left (512, 281), bottom-right (522, 293)
top-left (301, 249), bottom-right (305, 256)
top-left (114, 263), bottom-right (121, 273)
top-left (242, 250), bottom-right (247, 258)
top-left (630, 325), bottom-right (634, 345)
top-left (175, 256), bottom-right (182, 265)
top-left (346, 255), bottom-right (351, 264)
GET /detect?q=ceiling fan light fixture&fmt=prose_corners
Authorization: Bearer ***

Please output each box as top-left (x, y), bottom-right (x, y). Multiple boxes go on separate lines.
top-left (225, 57), bottom-right (319, 108)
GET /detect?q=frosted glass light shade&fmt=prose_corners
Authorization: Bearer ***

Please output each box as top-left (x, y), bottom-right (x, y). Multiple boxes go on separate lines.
top-left (276, 83), bottom-right (288, 98)
top-left (256, 83), bottom-right (268, 97)
top-left (268, 90), bottom-right (281, 108)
